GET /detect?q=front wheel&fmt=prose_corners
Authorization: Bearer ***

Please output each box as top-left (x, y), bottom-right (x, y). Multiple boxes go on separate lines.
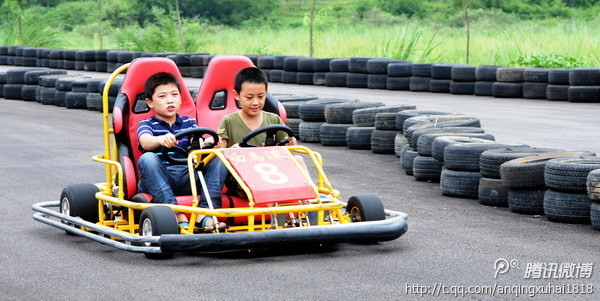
top-left (346, 194), bottom-right (385, 222)
top-left (139, 206), bottom-right (179, 259)
top-left (60, 184), bottom-right (100, 234)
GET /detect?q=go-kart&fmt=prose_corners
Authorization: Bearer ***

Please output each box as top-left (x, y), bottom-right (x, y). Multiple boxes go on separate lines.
top-left (32, 56), bottom-right (408, 258)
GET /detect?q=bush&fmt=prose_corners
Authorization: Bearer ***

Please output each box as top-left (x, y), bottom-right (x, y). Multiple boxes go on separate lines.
top-left (510, 54), bottom-right (585, 69)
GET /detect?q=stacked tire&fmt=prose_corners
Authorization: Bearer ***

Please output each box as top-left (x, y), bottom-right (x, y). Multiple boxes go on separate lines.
top-left (567, 68), bottom-right (600, 103)
top-left (450, 65), bottom-right (476, 95)
top-left (475, 65), bottom-right (499, 96)
top-left (410, 63), bottom-right (432, 92)
top-left (586, 169), bottom-right (600, 230)
top-left (546, 69), bottom-right (570, 101)
top-left (493, 67), bottom-right (526, 98)
top-left (523, 68), bottom-right (549, 99)
top-left (386, 62), bottom-right (412, 91)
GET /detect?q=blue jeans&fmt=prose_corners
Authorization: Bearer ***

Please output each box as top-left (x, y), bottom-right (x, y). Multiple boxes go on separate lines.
top-left (137, 152), bottom-right (228, 208)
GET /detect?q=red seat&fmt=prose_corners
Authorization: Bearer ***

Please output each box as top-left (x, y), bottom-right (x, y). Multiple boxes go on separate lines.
top-left (195, 55), bottom-right (287, 131)
top-left (113, 57), bottom-right (196, 200)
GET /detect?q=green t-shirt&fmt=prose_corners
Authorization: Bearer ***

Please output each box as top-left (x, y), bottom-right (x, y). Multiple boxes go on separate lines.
top-left (217, 111), bottom-right (287, 147)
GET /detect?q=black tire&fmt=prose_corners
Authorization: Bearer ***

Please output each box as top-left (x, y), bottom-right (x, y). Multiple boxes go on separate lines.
top-left (444, 143), bottom-right (529, 172)
top-left (282, 101), bottom-right (307, 119)
top-left (545, 156), bottom-right (600, 192)
top-left (523, 68), bottom-right (549, 83)
top-left (496, 67), bottom-right (526, 82)
top-left (449, 81), bottom-right (475, 95)
top-left (440, 169), bottom-right (481, 199)
top-left (65, 92), bottom-right (88, 109)
top-left (346, 73), bottom-right (368, 88)
top-left (269, 70), bottom-right (283, 83)
top-left (24, 70), bottom-right (67, 85)
top-left (329, 58), bottom-right (349, 72)
top-left (285, 118), bottom-right (302, 138)
top-left (401, 145), bottom-right (418, 175)
top-left (413, 155), bottom-right (444, 182)
top-left (374, 112), bottom-right (398, 130)
top-left (299, 98), bottom-right (358, 122)
top-left (544, 189), bottom-right (591, 224)
top-left (139, 206), bottom-right (179, 259)
top-left (349, 57), bottom-right (372, 73)
top-left (475, 65), bottom-right (499, 81)
top-left (296, 72), bottom-right (314, 85)
top-left (587, 169), bottom-right (600, 201)
top-left (257, 56), bottom-right (274, 69)
top-left (367, 58), bottom-right (401, 74)
top-left (548, 69), bottom-right (570, 85)
top-left (508, 188), bottom-right (546, 215)
top-left (416, 131), bottom-right (492, 156)
top-left (325, 72), bottom-right (348, 87)
top-left (313, 58), bottom-right (332, 72)
top-left (283, 56), bottom-right (303, 71)
top-left (429, 79), bottom-right (451, 93)
top-left (404, 116), bottom-right (481, 144)
top-left (479, 177), bottom-right (509, 207)
top-left (297, 58), bottom-right (315, 72)
top-left (21, 85), bottom-right (38, 101)
top-left (395, 133), bottom-right (409, 157)
top-left (3, 84), bottom-right (23, 99)
top-left (386, 77), bottom-right (411, 90)
top-left (320, 123), bottom-right (353, 146)
top-left (591, 203), bottom-right (600, 231)
top-left (410, 126), bottom-right (484, 150)
top-left (86, 93), bottom-right (102, 111)
top-left (353, 105), bottom-right (416, 127)
top-left (367, 74), bottom-right (387, 89)
top-left (347, 194), bottom-right (385, 222)
top-left (412, 63), bottom-right (432, 77)
top-left (346, 126), bottom-right (374, 150)
top-left (54, 90), bottom-right (68, 107)
top-left (431, 63), bottom-right (459, 79)
top-left (6, 67), bottom-right (47, 84)
top-left (568, 86), bottom-right (600, 103)
top-left (282, 71), bottom-right (297, 84)
top-left (492, 82), bottom-right (523, 98)
top-left (450, 66), bottom-right (476, 81)
top-left (396, 110), bottom-right (460, 131)
top-left (387, 63), bottom-right (412, 77)
top-left (546, 85), bottom-right (569, 101)
top-left (60, 184), bottom-right (100, 224)
top-left (313, 72), bottom-right (327, 86)
top-left (523, 82), bottom-right (548, 99)
top-left (479, 147), bottom-right (563, 179)
top-left (273, 55), bottom-right (287, 69)
top-left (569, 68), bottom-right (600, 86)
top-left (324, 102), bottom-right (384, 124)
top-left (40, 87), bottom-right (56, 105)
top-left (299, 121), bottom-right (323, 143)
top-left (272, 93), bottom-right (319, 103)
top-left (474, 81), bottom-right (494, 96)
top-left (431, 136), bottom-right (495, 162)
top-left (510, 152), bottom-right (597, 188)
top-left (371, 129), bottom-right (400, 154)
top-left (409, 77), bottom-right (431, 92)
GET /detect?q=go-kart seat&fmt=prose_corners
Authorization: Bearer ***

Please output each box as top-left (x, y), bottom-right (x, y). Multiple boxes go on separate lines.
top-left (195, 55), bottom-right (287, 131)
top-left (112, 57), bottom-right (196, 200)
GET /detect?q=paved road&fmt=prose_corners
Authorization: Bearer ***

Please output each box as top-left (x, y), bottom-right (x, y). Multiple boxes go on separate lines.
top-left (1, 66), bottom-right (599, 300)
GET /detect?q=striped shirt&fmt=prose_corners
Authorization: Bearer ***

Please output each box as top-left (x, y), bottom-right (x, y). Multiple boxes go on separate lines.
top-left (137, 115), bottom-right (197, 162)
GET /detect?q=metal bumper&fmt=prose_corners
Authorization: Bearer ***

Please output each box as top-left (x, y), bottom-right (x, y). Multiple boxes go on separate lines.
top-left (32, 201), bottom-right (408, 255)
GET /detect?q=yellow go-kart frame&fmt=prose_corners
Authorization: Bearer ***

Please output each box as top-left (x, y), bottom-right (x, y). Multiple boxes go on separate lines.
top-left (32, 63), bottom-right (408, 258)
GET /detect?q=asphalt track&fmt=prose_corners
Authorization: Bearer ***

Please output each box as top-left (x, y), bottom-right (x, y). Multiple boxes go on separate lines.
top-left (1, 66), bottom-right (599, 300)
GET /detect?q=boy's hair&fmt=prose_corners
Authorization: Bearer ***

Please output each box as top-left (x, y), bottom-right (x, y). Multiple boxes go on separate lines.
top-left (234, 67), bottom-right (268, 93)
top-left (144, 72), bottom-right (181, 100)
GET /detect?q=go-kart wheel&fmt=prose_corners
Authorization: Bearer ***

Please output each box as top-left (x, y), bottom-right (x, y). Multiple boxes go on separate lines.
top-left (346, 194), bottom-right (385, 222)
top-left (139, 206), bottom-right (179, 259)
top-left (239, 124), bottom-right (294, 147)
top-left (60, 184), bottom-right (100, 233)
top-left (162, 127), bottom-right (219, 165)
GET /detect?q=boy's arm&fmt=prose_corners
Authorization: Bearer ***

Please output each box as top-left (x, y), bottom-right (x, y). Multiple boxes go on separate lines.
top-left (139, 133), bottom-right (178, 151)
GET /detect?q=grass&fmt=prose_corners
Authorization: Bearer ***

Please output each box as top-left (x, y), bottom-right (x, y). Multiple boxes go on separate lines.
top-left (37, 13), bottom-right (600, 68)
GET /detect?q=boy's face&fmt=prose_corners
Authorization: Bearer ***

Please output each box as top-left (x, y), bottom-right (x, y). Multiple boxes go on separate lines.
top-left (234, 82), bottom-right (267, 117)
top-left (146, 83), bottom-right (181, 122)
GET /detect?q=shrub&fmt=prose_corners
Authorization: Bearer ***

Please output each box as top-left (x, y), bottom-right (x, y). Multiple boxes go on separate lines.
top-left (510, 54), bottom-right (585, 69)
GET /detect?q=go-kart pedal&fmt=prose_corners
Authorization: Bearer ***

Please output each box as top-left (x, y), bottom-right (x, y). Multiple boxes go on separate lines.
top-left (194, 216), bottom-right (229, 233)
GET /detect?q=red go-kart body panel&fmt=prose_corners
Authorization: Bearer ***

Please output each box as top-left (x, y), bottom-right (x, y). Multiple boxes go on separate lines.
top-left (222, 147), bottom-right (316, 204)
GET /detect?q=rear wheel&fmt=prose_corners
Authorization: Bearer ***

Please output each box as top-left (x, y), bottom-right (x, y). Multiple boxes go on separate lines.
top-left (60, 184), bottom-right (99, 234)
top-left (139, 206), bottom-right (179, 259)
top-left (346, 194), bottom-right (385, 222)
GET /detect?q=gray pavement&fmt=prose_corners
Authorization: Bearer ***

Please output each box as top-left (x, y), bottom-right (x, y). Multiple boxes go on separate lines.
top-left (0, 66), bottom-right (599, 300)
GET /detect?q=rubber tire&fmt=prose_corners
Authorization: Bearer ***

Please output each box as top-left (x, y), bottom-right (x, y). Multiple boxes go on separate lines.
top-left (444, 143), bottom-right (529, 172)
top-left (371, 130), bottom-right (400, 154)
top-left (320, 123), bottom-right (353, 146)
top-left (501, 152), bottom-right (594, 189)
top-left (387, 63), bottom-right (412, 77)
top-left (324, 102), bottom-right (384, 124)
top-left (374, 112), bottom-right (398, 130)
top-left (401, 145), bottom-right (418, 175)
top-left (544, 189), bottom-right (592, 224)
top-left (298, 121), bottom-right (323, 143)
top-left (325, 72), bottom-right (348, 87)
top-left (475, 65), bottom-right (499, 81)
top-left (492, 82), bottom-right (523, 98)
top-left (479, 177), bottom-right (509, 207)
top-left (508, 188), bottom-right (546, 215)
top-left (545, 156), bottom-right (600, 192)
top-left (353, 105), bottom-right (416, 127)
top-left (416, 131), bottom-right (492, 156)
top-left (396, 110), bottom-right (460, 131)
top-left (548, 69), bottom-right (570, 85)
top-left (496, 67), bottom-right (526, 82)
top-left (479, 147), bottom-right (562, 179)
top-left (569, 68), bottom-right (600, 86)
top-left (431, 136), bottom-right (495, 162)
top-left (451, 66), bottom-right (476, 81)
top-left (568, 86), bottom-right (600, 103)
top-left (474, 81), bottom-right (494, 96)
top-left (591, 203), bottom-right (600, 231)
top-left (413, 155), bottom-right (444, 182)
top-left (60, 184), bottom-right (100, 224)
top-left (386, 77), bottom-right (411, 90)
top-left (346, 194), bottom-right (385, 222)
top-left (346, 127), bottom-right (374, 150)
top-left (299, 98), bottom-right (358, 122)
top-left (429, 79), bottom-right (451, 93)
top-left (546, 85), bottom-right (569, 101)
top-left (139, 206), bottom-right (179, 259)
top-left (449, 81), bottom-right (475, 95)
top-left (523, 68), bottom-right (549, 82)
top-left (440, 169), bottom-right (481, 199)
top-left (587, 169), bottom-right (600, 201)
top-left (523, 82), bottom-right (548, 99)
top-left (409, 77), bottom-right (431, 92)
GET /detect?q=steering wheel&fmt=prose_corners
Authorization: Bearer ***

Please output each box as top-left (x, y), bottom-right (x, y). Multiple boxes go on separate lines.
top-left (238, 124), bottom-right (295, 147)
top-left (161, 127), bottom-right (219, 165)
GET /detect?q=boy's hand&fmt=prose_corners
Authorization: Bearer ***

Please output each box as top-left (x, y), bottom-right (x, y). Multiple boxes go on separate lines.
top-left (285, 136), bottom-right (297, 146)
top-left (158, 133), bottom-right (178, 148)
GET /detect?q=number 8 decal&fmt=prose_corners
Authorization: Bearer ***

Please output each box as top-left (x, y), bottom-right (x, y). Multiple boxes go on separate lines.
top-left (254, 163), bottom-right (288, 184)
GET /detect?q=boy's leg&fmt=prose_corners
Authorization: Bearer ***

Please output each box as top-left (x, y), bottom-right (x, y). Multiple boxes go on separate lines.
top-left (196, 159), bottom-right (229, 208)
top-left (137, 152), bottom-right (178, 205)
